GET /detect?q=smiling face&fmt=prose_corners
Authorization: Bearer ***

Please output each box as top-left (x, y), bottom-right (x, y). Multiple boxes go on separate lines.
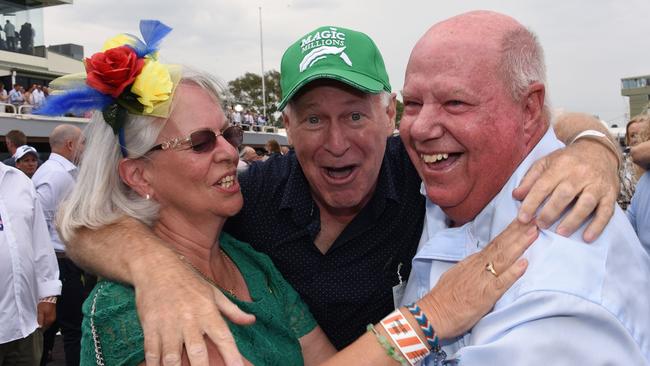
top-left (145, 83), bottom-right (243, 222)
top-left (399, 15), bottom-right (543, 225)
top-left (283, 80), bottom-right (395, 215)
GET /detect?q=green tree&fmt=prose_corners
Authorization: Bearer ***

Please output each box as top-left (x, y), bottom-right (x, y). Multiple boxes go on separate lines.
top-left (227, 70), bottom-right (281, 124)
top-left (395, 99), bottom-right (404, 128)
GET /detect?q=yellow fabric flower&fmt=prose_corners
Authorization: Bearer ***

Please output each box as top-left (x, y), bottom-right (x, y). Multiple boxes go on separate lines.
top-left (102, 34), bottom-right (137, 51)
top-left (130, 59), bottom-right (172, 114)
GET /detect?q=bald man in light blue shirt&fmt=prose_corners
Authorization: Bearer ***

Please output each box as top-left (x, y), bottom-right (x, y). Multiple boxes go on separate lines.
top-left (398, 11), bottom-right (650, 365)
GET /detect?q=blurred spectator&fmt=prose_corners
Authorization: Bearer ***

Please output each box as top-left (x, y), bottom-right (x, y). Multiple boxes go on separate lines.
top-left (237, 145), bottom-right (261, 173)
top-left (0, 82), bottom-right (8, 103)
top-left (4, 20), bottom-right (15, 51)
top-left (627, 118), bottom-right (650, 252)
top-left (9, 84), bottom-right (24, 109)
top-left (32, 84), bottom-right (45, 109)
top-left (281, 146), bottom-right (290, 155)
top-left (0, 161), bottom-right (61, 365)
top-left (23, 84), bottom-right (37, 113)
top-left (265, 139), bottom-right (281, 155)
top-left (619, 114), bottom-right (650, 209)
top-left (3, 130), bottom-right (27, 167)
top-left (19, 22), bottom-right (33, 54)
top-left (244, 110), bottom-right (254, 124)
top-left (32, 125), bottom-right (88, 366)
top-left (257, 114), bottom-right (267, 126)
top-left (14, 145), bottom-right (39, 178)
top-left (232, 109), bottom-right (242, 124)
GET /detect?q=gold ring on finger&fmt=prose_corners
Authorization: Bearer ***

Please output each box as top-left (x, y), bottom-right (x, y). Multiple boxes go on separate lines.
top-left (486, 262), bottom-right (498, 277)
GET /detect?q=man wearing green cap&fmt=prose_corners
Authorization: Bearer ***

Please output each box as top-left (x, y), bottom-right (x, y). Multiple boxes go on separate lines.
top-left (66, 24), bottom-right (620, 362)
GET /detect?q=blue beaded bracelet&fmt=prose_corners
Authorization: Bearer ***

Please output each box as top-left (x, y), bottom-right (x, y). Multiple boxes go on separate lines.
top-left (406, 303), bottom-right (439, 350)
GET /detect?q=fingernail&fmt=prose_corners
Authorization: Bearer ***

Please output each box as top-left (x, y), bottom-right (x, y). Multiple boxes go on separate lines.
top-left (537, 220), bottom-right (548, 229)
top-left (556, 227), bottom-right (568, 236)
top-left (584, 231), bottom-right (595, 242)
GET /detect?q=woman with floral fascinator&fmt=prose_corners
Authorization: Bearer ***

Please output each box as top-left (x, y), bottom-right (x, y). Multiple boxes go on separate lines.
top-left (45, 20), bottom-right (537, 366)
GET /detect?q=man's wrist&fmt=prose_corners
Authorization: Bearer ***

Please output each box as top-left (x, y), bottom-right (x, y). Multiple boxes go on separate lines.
top-left (570, 130), bottom-right (621, 171)
top-left (39, 296), bottom-right (57, 304)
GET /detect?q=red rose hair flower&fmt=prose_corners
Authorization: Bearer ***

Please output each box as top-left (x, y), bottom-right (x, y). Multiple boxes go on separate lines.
top-left (85, 45), bottom-right (145, 98)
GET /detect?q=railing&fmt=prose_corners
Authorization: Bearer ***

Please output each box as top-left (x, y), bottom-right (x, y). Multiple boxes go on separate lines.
top-left (0, 103), bottom-right (283, 136)
top-left (18, 105), bottom-right (34, 114)
top-left (237, 123), bottom-right (277, 133)
top-left (0, 102), bottom-right (17, 114)
top-left (0, 103), bottom-right (37, 115)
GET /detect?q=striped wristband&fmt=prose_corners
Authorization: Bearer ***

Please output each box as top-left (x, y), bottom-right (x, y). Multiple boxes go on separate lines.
top-left (380, 309), bottom-right (430, 365)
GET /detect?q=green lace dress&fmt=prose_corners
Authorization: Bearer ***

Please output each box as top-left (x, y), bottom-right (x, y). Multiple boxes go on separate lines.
top-left (79, 233), bottom-right (317, 365)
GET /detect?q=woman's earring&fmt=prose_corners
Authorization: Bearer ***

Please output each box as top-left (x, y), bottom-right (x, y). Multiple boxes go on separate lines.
top-left (145, 194), bottom-right (151, 200)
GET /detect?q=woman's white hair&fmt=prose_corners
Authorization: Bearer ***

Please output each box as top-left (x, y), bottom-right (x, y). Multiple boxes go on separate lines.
top-left (57, 68), bottom-right (225, 243)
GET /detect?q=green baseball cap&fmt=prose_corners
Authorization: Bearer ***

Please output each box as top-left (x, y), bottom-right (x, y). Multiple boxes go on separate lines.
top-left (277, 25), bottom-right (391, 110)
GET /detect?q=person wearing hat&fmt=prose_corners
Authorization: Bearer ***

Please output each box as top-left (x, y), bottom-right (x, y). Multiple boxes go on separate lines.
top-left (14, 145), bottom-right (39, 178)
top-left (65, 25), bottom-right (621, 362)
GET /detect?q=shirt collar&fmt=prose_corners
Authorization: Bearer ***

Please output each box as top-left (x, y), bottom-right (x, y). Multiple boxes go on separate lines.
top-left (417, 127), bottom-right (562, 261)
top-left (48, 153), bottom-right (77, 173)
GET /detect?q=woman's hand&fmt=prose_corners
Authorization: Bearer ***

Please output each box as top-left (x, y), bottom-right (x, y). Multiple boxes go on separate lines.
top-left (133, 252), bottom-right (255, 366)
top-left (418, 220), bottom-right (538, 339)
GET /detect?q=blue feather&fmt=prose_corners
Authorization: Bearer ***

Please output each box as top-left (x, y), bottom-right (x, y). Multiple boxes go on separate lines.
top-left (122, 32), bottom-right (149, 58)
top-left (35, 87), bottom-right (113, 116)
top-left (139, 20), bottom-right (172, 57)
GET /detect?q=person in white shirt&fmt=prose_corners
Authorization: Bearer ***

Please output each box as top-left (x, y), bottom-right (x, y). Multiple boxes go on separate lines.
top-left (0, 162), bottom-right (61, 365)
top-left (399, 11), bottom-right (650, 365)
top-left (31, 124), bottom-right (86, 366)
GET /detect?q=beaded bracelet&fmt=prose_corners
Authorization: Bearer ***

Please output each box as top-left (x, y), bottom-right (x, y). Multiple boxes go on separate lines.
top-left (406, 303), bottom-right (439, 350)
top-left (406, 303), bottom-right (447, 364)
top-left (367, 324), bottom-right (409, 366)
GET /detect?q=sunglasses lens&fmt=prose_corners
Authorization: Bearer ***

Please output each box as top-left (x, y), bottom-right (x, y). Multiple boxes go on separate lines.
top-left (223, 126), bottom-right (243, 148)
top-left (190, 130), bottom-right (217, 153)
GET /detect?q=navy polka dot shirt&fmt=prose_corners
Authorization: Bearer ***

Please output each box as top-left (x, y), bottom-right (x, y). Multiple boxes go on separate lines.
top-left (225, 136), bottom-right (425, 349)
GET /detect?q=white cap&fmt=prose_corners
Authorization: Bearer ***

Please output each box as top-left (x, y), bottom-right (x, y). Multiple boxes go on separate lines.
top-left (13, 145), bottom-right (38, 161)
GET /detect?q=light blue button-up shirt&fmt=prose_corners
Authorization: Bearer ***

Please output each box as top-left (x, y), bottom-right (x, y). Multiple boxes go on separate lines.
top-left (402, 129), bottom-right (650, 365)
top-left (628, 172), bottom-right (650, 255)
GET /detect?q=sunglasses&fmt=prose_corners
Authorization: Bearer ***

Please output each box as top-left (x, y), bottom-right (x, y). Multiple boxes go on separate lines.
top-left (148, 126), bottom-right (243, 154)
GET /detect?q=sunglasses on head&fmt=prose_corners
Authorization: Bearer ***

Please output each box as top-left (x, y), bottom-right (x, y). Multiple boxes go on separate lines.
top-left (147, 126), bottom-right (243, 154)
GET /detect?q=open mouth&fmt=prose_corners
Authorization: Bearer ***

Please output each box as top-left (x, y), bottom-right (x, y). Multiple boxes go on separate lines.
top-left (321, 164), bottom-right (358, 184)
top-left (216, 174), bottom-right (236, 189)
top-left (420, 152), bottom-right (462, 169)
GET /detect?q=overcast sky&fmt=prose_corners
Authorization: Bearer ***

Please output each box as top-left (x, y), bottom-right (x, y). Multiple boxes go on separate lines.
top-left (43, 0), bottom-right (650, 126)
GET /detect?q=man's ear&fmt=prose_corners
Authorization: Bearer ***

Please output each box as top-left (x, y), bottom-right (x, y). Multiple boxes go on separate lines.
top-left (282, 111), bottom-right (294, 145)
top-left (522, 82), bottom-right (546, 145)
top-left (385, 93), bottom-right (397, 135)
top-left (118, 158), bottom-right (152, 199)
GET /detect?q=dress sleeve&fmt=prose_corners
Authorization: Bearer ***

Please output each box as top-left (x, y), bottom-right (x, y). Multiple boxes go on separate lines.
top-left (82, 282), bottom-right (145, 366)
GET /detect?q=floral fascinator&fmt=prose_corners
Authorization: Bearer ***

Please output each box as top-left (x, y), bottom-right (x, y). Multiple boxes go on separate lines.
top-left (38, 20), bottom-right (181, 156)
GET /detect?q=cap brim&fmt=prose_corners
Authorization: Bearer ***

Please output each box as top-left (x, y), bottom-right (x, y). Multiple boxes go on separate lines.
top-left (278, 68), bottom-right (386, 111)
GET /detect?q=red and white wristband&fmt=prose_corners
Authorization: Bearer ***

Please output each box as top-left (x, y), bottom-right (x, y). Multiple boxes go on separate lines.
top-left (39, 296), bottom-right (57, 304)
top-left (380, 308), bottom-right (430, 365)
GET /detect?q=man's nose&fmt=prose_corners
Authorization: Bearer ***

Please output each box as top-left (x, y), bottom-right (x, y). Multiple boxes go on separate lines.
top-left (410, 104), bottom-right (445, 141)
top-left (323, 122), bottom-right (351, 156)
